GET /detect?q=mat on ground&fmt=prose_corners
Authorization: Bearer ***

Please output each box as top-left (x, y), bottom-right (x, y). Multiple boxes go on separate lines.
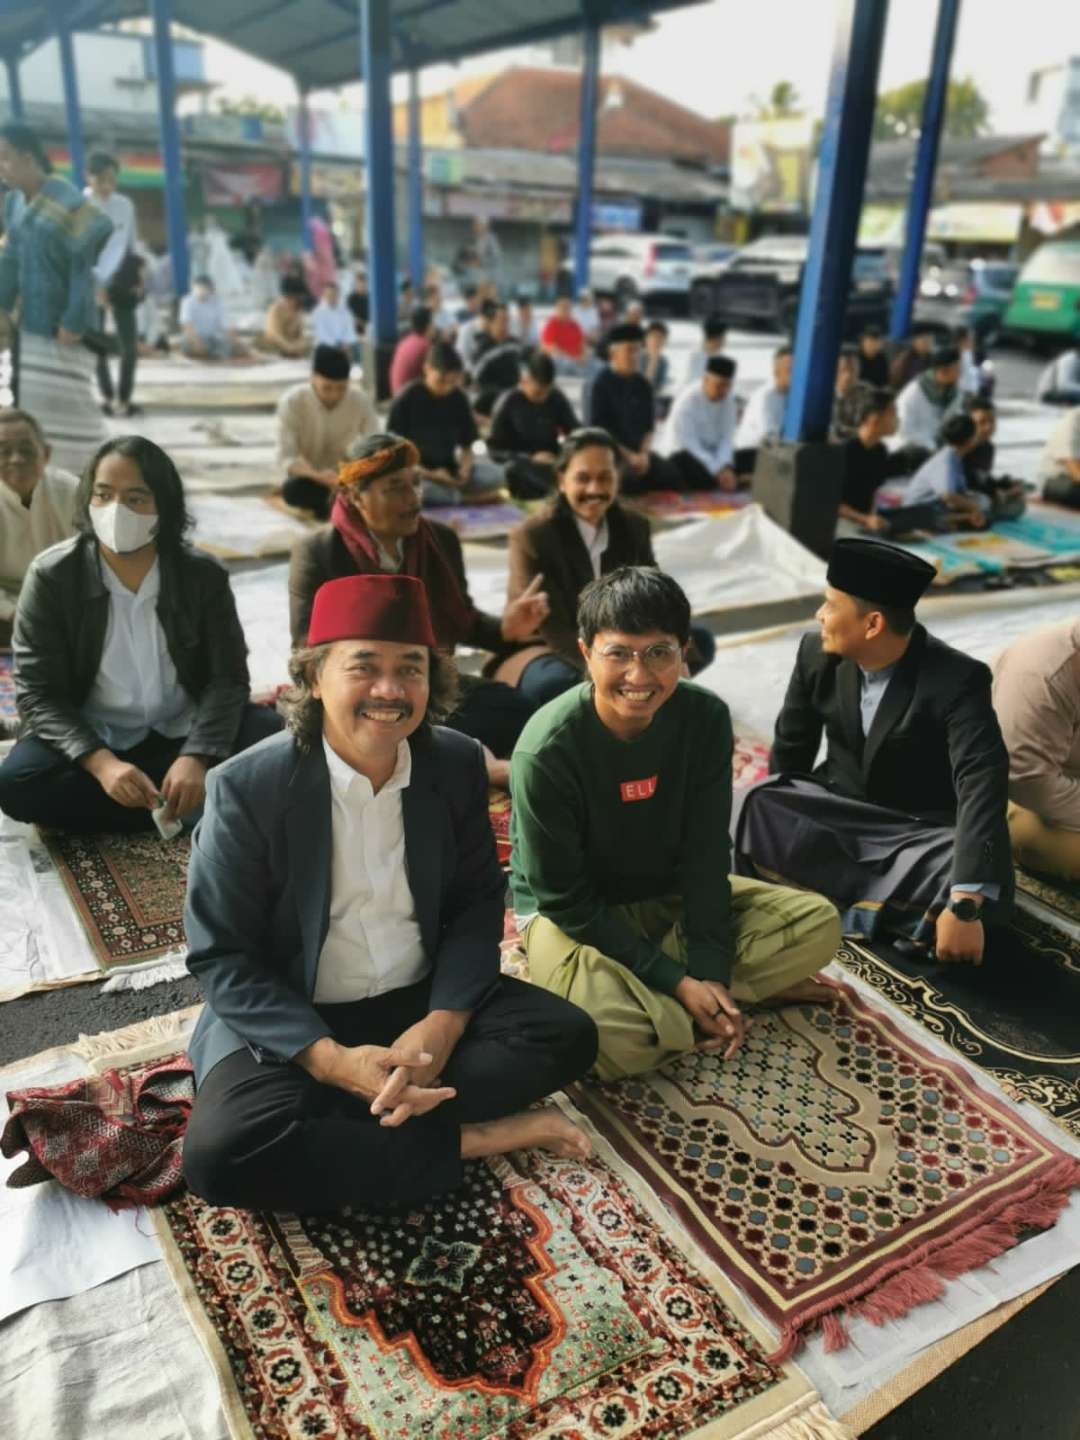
top-left (573, 979), bottom-right (1080, 1359)
top-left (190, 493), bottom-right (314, 559)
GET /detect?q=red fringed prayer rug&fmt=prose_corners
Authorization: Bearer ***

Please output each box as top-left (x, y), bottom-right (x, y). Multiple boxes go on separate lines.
top-left (488, 787), bottom-right (512, 867)
top-left (572, 980), bottom-right (1080, 1360)
top-left (40, 828), bottom-right (191, 968)
top-left (155, 1119), bottom-right (848, 1440)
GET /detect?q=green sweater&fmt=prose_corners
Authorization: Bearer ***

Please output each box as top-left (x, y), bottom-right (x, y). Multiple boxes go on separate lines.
top-left (509, 681), bottom-right (734, 994)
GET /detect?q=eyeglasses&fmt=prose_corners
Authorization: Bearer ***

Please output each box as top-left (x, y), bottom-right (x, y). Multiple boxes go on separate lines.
top-left (592, 642), bottom-right (682, 671)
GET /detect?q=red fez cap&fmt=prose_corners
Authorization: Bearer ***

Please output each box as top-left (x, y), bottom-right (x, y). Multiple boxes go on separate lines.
top-left (307, 574), bottom-right (437, 649)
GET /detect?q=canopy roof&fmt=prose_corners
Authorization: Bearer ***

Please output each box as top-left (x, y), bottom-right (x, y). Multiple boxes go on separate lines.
top-left (0, 0), bottom-right (703, 92)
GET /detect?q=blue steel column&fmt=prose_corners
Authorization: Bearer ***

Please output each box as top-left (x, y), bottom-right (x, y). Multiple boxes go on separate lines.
top-left (5, 54), bottom-right (24, 123)
top-left (47, 0), bottom-right (85, 189)
top-left (783, 0), bottom-right (890, 442)
top-left (573, 19), bottom-right (600, 294)
top-left (150, 0), bottom-right (191, 299)
top-left (406, 68), bottom-right (424, 286)
top-left (359, 0), bottom-right (397, 348)
top-left (298, 87), bottom-right (314, 252)
top-left (889, 0), bottom-right (961, 340)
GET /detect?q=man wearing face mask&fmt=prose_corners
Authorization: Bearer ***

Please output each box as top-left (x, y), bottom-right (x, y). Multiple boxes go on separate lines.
top-left (0, 436), bottom-right (282, 832)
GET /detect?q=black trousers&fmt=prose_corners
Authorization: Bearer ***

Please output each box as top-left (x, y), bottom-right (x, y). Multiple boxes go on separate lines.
top-left (1044, 474), bottom-right (1080, 510)
top-left (96, 302), bottom-right (138, 406)
top-left (669, 449), bottom-right (721, 492)
top-left (0, 704), bottom-right (283, 833)
top-left (181, 975), bottom-right (598, 1212)
top-left (503, 456), bottom-right (556, 501)
top-left (281, 475), bottom-right (333, 520)
top-left (446, 675), bottom-right (534, 759)
top-left (618, 452), bottom-right (681, 495)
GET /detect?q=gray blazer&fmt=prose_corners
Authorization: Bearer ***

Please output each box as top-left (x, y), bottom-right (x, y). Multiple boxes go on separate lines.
top-left (184, 725), bottom-right (506, 1085)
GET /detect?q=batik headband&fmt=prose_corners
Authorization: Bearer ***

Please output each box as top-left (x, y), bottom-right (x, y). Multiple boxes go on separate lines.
top-left (337, 438), bottom-right (420, 489)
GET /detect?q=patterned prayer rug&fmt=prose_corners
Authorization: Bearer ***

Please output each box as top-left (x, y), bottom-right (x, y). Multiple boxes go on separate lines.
top-left (1014, 865), bottom-right (1080, 931)
top-left (40, 828), bottom-right (190, 969)
top-left (488, 787), bottom-right (512, 867)
top-left (572, 980), bottom-right (1080, 1359)
top-left (625, 491), bottom-right (753, 524)
top-left (155, 1115), bottom-right (847, 1440)
top-left (0, 652), bottom-right (14, 724)
top-left (838, 915), bottom-right (1080, 1142)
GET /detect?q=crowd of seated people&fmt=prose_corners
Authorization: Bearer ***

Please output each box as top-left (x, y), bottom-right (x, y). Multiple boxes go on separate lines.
top-left (3, 278), bottom-right (1080, 1227)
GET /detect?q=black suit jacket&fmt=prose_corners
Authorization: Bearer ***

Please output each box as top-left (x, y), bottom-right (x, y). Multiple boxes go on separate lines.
top-left (287, 519), bottom-right (503, 654)
top-left (507, 498), bottom-right (657, 664)
top-left (770, 625), bottom-right (1013, 899)
top-left (185, 726), bottom-right (505, 1084)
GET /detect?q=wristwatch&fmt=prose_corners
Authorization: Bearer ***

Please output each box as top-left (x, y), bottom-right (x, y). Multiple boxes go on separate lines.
top-left (947, 897), bottom-right (981, 923)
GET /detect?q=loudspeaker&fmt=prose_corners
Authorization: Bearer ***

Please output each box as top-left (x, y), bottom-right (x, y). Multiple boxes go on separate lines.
top-left (751, 441), bottom-right (844, 560)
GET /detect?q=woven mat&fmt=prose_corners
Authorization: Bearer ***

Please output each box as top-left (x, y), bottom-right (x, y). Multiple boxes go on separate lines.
top-left (1015, 865), bottom-right (1080, 931)
top-left (572, 979), bottom-right (1080, 1359)
top-left (154, 1095), bottom-right (847, 1440)
top-left (0, 651), bottom-right (14, 724)
top-left (838, 914), bottom-right (1080, 1143)
top-left (625, 489), bottom-right (754, 523)
top-left (39, 828), bottom-right (190, 970)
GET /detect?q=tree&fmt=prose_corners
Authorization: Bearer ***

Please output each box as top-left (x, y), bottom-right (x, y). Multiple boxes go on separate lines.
top-left (873, 76), bottom-right (991, 142)
top-left (216, 95), bottom-right (286, 124)
top-left (751, 80), bottom-right (802, 120)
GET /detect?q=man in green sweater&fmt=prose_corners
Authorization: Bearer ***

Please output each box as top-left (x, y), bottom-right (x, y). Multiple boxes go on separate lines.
top-left (509, 567), bottom-right (841, 1080)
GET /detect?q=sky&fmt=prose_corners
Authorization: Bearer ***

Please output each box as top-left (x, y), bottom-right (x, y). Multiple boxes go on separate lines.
top-left (196, 0), bottom-right (1080, 133)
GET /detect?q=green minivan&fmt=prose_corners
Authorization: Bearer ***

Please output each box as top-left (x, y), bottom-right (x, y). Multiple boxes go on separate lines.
top-left (1003, 240), bottom-right (1080, 342)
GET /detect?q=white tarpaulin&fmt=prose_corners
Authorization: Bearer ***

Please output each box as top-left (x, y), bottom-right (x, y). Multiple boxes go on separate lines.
top-left (190, 495), bottom-right (314, 560)
top-left (232, 564), bottom-right (292, 697)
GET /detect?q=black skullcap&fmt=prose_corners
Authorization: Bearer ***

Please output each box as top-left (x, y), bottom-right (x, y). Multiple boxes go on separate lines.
top-left (312, 344), bottom-right (350, 381)
top-left (827, 538), bottom-right (935, 608)
top-left (705, 355), bottom-right (736, 379)
top-left (607, 322), bottom-right (646, 345)
top-left (931, 344), bottom-right (960, 369)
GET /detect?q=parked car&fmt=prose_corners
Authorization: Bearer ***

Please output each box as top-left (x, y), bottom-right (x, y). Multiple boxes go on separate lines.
top-left (958, 260), bottom-right (1019, 345)
top-left (1003, 241), bottom-right (1080, 345)
top-left (690, 234), bottom-right (894, 334)
top-left (577, 233), bottom-right (694, 311)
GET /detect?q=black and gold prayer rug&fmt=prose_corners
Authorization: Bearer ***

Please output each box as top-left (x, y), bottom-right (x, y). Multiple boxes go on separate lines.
top-left (1015, 865), bottom-right (1080, 932)
top-left (838, 911), bottom-right (1080, 1142)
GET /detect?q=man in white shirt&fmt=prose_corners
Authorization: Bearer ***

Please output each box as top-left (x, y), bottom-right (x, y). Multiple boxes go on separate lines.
top-left (895, 345), bottom-right (963, 457)
top-left (180, 572), bottom-right (597, 1213)
top-left (734, 344), bottom-right (792, 471)
top-left (179, 275), bottom-right (245, 360)
top-left (663, 355), bottom-right (738, 491)
top-left (86, 151), bottom-right (142, 417)
top-left (1037, 405), bottom-right (1080, 509)
top-left (573, 287), bottom-right (601, 346)
top-left (0, 408), bottom-right (78, 643)
top-left (278, 345), bottom-right (378, 519)
top-left (310, 280), bottom-right (356, 353)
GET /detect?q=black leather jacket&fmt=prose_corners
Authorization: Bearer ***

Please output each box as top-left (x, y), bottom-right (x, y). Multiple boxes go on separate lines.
top-left (12, 534), bottom-right (251, 763)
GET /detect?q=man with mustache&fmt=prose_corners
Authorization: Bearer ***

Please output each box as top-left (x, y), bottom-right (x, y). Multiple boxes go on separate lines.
top-left (289, 433), bottom-right (551, 784)
top-left (182, 573), bottom-right (597, 1212)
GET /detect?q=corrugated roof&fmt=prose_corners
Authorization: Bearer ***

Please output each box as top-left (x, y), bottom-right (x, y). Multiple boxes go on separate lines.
top-left (1, 0), bottom-right (707, 92)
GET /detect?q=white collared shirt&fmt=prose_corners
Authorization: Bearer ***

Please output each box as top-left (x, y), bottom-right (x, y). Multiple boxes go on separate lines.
top-left (313, 736), bottom-right (429, 1003)
top-left (573, 514), bottom-right (609, 579)
top-left (81, 557), bottom-right (196, 752)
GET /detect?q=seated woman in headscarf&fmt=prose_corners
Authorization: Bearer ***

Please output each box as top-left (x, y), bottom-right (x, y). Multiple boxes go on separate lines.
top-left (288, 433), bottom-right (549, 786)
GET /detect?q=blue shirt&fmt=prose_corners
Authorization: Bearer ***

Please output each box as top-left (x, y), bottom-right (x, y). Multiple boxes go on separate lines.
top-left (0, 176), bottom-right (113, 339)
top-left (905, 447), bottom-right (966, 507)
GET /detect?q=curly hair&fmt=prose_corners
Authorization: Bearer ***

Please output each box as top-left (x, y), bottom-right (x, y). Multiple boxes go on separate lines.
top-left (280, 643), bottom-right (459, 751)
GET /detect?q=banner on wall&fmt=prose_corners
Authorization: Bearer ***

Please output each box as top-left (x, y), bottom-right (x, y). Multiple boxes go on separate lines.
top-left (203, 164), bottom-right (285, 207)
top-left (730, 118), bottom-right (815, 214)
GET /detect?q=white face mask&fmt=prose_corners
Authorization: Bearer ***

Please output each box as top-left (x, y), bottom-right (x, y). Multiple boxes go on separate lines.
top-left (89, 500), bottom-right (159, 554)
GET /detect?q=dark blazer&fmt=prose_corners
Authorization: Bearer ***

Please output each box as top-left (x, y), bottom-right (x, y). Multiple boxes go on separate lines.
top-left (288, 519), bottom-right (503, 654)
top-left (13, 534), bottom-right (250, 763)
top-left (507, 497), bottom-right (657, 664)
top-left (185, 725), bottom-right (506, 1085)
top-left (770, 625), bottom-right (1013, 898)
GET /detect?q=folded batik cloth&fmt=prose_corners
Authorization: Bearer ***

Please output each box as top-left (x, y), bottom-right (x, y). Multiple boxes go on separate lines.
top-left (2, 1056), bottom-right (194, 1209)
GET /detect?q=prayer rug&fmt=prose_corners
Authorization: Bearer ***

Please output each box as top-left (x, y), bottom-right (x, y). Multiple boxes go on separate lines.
top-left (434, 500), bottom-right (527, 542)
top-left (1015, 865), bottom-right (1080, 931)
top-left (0, 652), bottom-right (14, 724)
top-left (572, 980), bottom-right (1080, 1359)
top-left (837, 915), bottom-right (1080, 1143)
top-left (488, 787), bottom-right (512, 867)
top-left (155, 1109), bottom-right (849, 1440)
top-left (40, 828), bottom-right (190, 969)
top-left (625, 490), bottom-right (753, 523)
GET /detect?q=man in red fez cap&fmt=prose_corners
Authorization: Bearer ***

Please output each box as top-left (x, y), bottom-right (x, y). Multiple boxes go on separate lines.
top-left (736, 538), bottom-right (1013, 965)
top-left (180, 572), bottom-right (596, 1213)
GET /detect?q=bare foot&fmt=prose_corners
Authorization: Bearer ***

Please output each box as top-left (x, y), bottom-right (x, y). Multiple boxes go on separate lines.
top-left (760, 977), bottom-right (836, 1007)
top-left (461, 1106), bottom-right (591, 1161)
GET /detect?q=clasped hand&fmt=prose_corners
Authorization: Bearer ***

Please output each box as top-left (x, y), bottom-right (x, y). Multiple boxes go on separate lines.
top-left (675, 975), bottom-right (750, 1060)
top-left (299, 1037), bottom-right (457, 1127)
